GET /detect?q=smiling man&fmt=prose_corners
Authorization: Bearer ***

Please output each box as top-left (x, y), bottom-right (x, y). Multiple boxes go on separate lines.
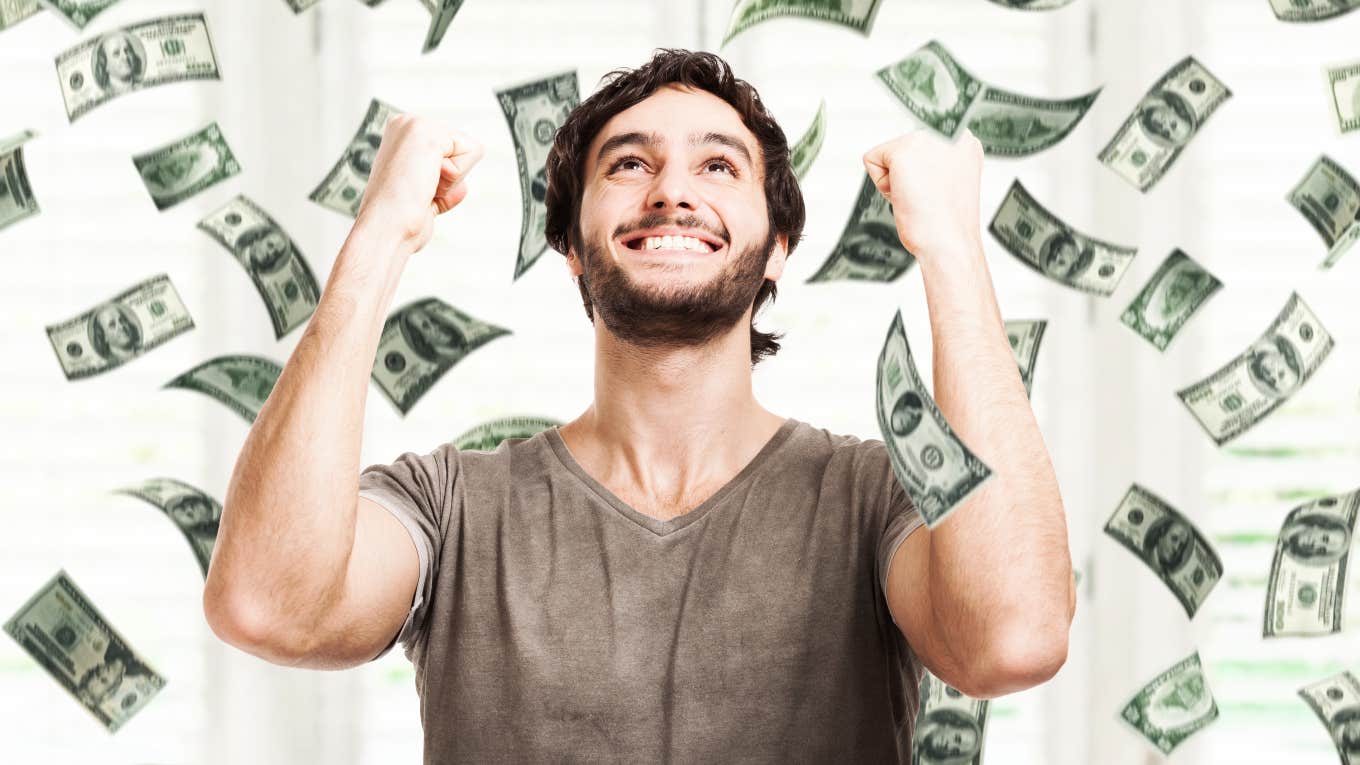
top-left (203, 49), bottom-right (1075, 763)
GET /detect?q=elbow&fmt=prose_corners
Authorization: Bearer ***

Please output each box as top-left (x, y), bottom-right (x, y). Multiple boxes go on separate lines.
top-left (202, 581), bottom-right (313, 667)
top-left (955, 624), bottom-right (1070, 699)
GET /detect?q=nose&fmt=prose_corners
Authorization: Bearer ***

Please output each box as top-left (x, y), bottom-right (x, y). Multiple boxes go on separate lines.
top-left (645, 161), bottom-right (696, 212)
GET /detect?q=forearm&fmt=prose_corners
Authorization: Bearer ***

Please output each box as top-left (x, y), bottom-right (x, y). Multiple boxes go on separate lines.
top-left (916, 236), bottom-right (1074, 658)
top-left (204, 221), bottom-right (411, 643)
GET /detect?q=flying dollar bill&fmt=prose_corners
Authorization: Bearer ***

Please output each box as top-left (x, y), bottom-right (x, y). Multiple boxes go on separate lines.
top-left (1287, 155), bottom-right (1360, 269)
top-left (807, 173), bottom-right (915, 283)
top-left (912, 672), bottom-right (989, 765)
top-left (989, 179), bottom-right (1136, 295)
top-left (113, 478), bottom-right (221, 577)
top-left (1004, 319), bottom-right (1046, 398)
top-left (1263, 488), bottom-right (1357, 638)
top-left (453, 414), bottom-right (562, 451)
top-left (419, 0), bottom-right (465, 53)
top-left (55, 13), bottom-right (221, 122)
top-left (3, 569), bottom-right (167, 733)
top-left (39, 0), bottom-right (122, 29)
top-left (790, 98), bottom-right (827, 181)
top-left (1120, 249), bottom-right (1222, 351)
top-left (1270, 0), bottom-right (1360, 21)
top-left (198, 195), bottom-right (320, 338)
top-left (0, 129), bottom-right (40, 234)
top-left (132, 122), bottom-right (240, 211)
top-left (310, 98), bottom-right (401, 217)
top-left (1176, 292), bottom-right (1333, 446)
top-left (877, 40), bottom-right (1100, 157)
top-left (1104, 484), bottom-right (1223, 618)
top-left (984, 0), bottom-right (1075, 8)
top-left (496, 70), bottom-right (579, 281)
top-left (1326, 60), bottom-right (1360, 134)
top-left (0, 0), bottom-right (40, 32)
top-left (372, 297), bottom-right (512, 415)
top-left (283, 0), bottom-right (322, 12)
top-left (1119, 652), bottom-right (1219, 755)
top-left (46, 274), bottom-right (194, 380)
top-left (722, 0), bottom-right (886, 47)
top-left (1098, 56), bottom-right (1231, 192)
top-left (164, 355), bottom-right (281, 423)
top-left (1298, 671), bottom-right (1360, 765)
top-left (876, 309), bottom-right (992, 528)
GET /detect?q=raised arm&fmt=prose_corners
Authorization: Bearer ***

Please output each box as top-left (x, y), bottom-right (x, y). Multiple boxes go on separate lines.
top-left (868, 129), bottom-right (1075, 699)
top-left (202, 115), bottom-right (484, 669)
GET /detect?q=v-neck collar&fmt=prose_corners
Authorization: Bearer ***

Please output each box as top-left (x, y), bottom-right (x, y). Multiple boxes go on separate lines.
top-left (544, 417), bottom-right (801, 537)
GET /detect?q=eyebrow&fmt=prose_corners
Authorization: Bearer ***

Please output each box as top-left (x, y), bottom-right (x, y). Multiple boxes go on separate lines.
top-left (595, 130), bottom-right (754, 170)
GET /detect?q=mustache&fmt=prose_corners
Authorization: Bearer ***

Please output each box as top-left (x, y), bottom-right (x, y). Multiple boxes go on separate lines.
top-left (613, 212), bottom-right (728, 245)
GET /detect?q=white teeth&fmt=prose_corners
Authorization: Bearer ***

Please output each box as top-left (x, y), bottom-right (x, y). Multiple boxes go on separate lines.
top-left (640, 235), bottom-right (711, 252)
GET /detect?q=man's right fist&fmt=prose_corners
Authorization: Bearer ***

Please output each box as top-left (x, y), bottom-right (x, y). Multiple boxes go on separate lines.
top-left (355, 114), bottom-right (485, 255)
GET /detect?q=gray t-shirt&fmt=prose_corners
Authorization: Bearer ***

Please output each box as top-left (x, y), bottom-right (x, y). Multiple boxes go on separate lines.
top-left (358, 416), bottom-right (926, 763)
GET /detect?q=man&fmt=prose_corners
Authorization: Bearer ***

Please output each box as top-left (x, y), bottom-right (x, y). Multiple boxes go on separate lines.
top-left (89, 303), bottom-right (141, 362)
top-left (1247, 334), bottom-right (1303, 398)
top-left (237, 225), bottom-right (295, 275)
top-left (1281, 513), bottom-right (1351, 564)
top-left (1039, 230), bottom-right (1093, 281)
top-left (92, 32), bottom-right (144, 93)
top-left (1138, 90), bottom-right (1196, 148)
top-left (203, 49), bottom-right (1074, 762)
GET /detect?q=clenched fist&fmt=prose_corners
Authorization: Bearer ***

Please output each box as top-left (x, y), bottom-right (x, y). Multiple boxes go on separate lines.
top-left (355, 113), bottom-right (485, 255)
top-left (862, 128), bottom-right (983, 262)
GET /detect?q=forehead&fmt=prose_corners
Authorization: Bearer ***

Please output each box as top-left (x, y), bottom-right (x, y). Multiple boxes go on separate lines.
top-left (587, 85), bottom-right (757, 163)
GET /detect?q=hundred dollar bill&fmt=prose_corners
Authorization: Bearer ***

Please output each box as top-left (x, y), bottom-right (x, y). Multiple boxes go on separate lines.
top-left (1263, 488), bottom-right (1358, 637)
top-left (1119, 652), bottom-right (1218, 754)
top-left (877, 40), bottom-right (983, 139)
top-left (1270, 0), bottom-right (1360, 21)
top-left (310, 98), bottom-right (402, 217)
top-left (420, 0), bottom-right (465, 53)
top-left (46, 274), bottom-right (194, 380)
top-left (497, 71), bottom-right (579, 281)
top-left (988, 179), bottom-right (1136, 295)
top-left (1120, 249), bottom-right (1222, 351)
top-left (0, 129), bottom-right (40, 233)
top-left (722, 0), bottom-right (886, 47)
top-left (198, 195), bottom-right (319, 338)
top-left (3, 569), bottom-right (166, 733)
top-left (1004, 319), bottom-right (1046, 398)
top-left (0, 0), bottom-right (40, 32)
top-left (453, 414), bottom-right (562, 451)
top-left (283, 0), bottom-right (322, 12)
top-left (1327, 60), bottom-right (1360, 134)
top-left (1098, 56), bottom-right (1231, 192)
top-left (39, 0), bottom-right (122, 29)
top-left (55, 13), bottom-right (221, 123)
top-left (132, 122), bottom-right (240, 211)
top-left (113, 478), bottom-right (221, 578)
top-left (164, 355), bottom-right (281, 423)
top-left (985, 0), bottom-right (1075, 8)
top-left (1299, 671), bottom-right (1360, 764)
top-left (1287, 155), bottom-right (1360, 269)
top-left (1104, 484), bottom-right (1223, 618)
top-left (807, 173), bottom-right (915, 283)
top-left (790, 98), bottom-right (827, 181)
top-left (372, 297), bottom-right (512, 415)
top-left (1176, 292), bottom-right (1333, 446)
top-left (876, 309), bottom-right (992, 528)
top-left (912, 672), bottom-right (989, 765)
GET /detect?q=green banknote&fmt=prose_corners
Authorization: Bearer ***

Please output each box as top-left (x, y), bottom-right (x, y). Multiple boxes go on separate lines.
top-left (419, 0), bottom-right (466, 53)
top-left (789, 98), bottom-right (827, 181)
top-left (1104, 483), bottom-right (1223, 618)
top-left (372, 297), bottom-right (512, 415)
top-left (0, 0), bottom-right (40, 32)
top-left (912, 672), bottom-right (989, 765)
top-left (198, 195), bottom-right (320, 339)
top-left (1270, 0), bottom-right (1360, 21)
top-left (1119, 652), bottom-right (1219, 755)
top-left (1298, 671), bottom-right (1360, 765)
top-left (0, 129), bottom-right (39, 233)
top-left (114, 478), bottom-right (222, 577)
top-left (164, 355), bottom-right (282, 423)
top-left (132, 122), bottom-right (240, 211)
top-left (1326, 60), bottom-right (1360, 134)
top-left (1287, 155), bottom-right (1360, 269)
top-left (496, 70), bottom-right (579, 281)
top-left (875, 309), bottom-right (992, 528)
top-left (722, 0), bottom-right (886, 47)
top-left (453, 414), bottom-right (562, 451)
top-left (1176, 292), bottom-right (1333, 446)
top-left (1263, 488), bottom-right (1357, 637)
top-left (39, 0), bottom-right (122, 29)
top-left (989, 178), bottom-right (1136, 295)
top-left (55, 13), bottom-right (221, 122)
top-left (46, 274), bottom-right (194, 380)
top-left (310, 98), bottom-right (402, 217)
top-left (1120, 249), bottom-right (1221, 351)
top-left (1098, 56), bottom-right (1231, 192)
top-left (1004, 319), bottom-right (1046, 398)
top-left (3, 569), bottom-right (167, 733)
top-left (806, 173), bottom-right (915, 283)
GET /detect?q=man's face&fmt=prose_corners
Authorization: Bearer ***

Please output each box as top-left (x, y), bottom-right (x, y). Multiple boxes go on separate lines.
top-left (410, 308), bottom-right (453, 347)
top-left (1292, 525), bottom-right (1346, 559)
top-left (1147, 102), bottom-right (1190, 143)
top-left (569, 85), bottom-right (787, 351)
top-left (1044, 238), bottom-right (1078, 276)
top-left (925, 724), bottom-right (977, 758)
top-left (170, 498), bottom-right (213, 527)
top-left (97, 307), bottom-right (134, 351)
top-left (82, 657), bottom-right (125, 704)
top-left (249, 230), bottom-right (290, 268)
top-left (1255, 348), bottom-right (1298, 393)
top-left (102, 36), bottom-right (135, 81)
top-left (1157, 522), bottom-right (1190, 568)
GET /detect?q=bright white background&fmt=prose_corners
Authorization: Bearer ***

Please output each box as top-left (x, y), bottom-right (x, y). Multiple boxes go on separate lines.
top-left (0, 0), bottom-right (1357, 763)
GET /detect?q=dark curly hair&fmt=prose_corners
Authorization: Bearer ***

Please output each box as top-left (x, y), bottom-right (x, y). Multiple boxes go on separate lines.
top-left (543, 48), bottom-right (807, 368)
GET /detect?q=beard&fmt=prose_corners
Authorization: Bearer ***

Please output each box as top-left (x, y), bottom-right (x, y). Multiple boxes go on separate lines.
top-left (572, 212), bottom-right (777, 352)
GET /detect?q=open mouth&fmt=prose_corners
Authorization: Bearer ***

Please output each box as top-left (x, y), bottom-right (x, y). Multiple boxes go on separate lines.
top-left (620, 233), bottom-right (723, 255)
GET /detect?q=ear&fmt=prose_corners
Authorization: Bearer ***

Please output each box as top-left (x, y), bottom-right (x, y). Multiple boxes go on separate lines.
top-left (566, 245), bottom-right (583, 278)
top-left (763, 232), bottom-right (789, 282)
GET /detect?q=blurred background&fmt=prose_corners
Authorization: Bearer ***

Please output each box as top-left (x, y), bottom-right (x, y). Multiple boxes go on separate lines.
top-left (0, 0), bottom-right (1358, 763)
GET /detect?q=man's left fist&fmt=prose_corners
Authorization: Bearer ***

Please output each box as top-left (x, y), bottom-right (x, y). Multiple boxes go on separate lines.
top-left (862, 128), bottom-right (983, 259)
